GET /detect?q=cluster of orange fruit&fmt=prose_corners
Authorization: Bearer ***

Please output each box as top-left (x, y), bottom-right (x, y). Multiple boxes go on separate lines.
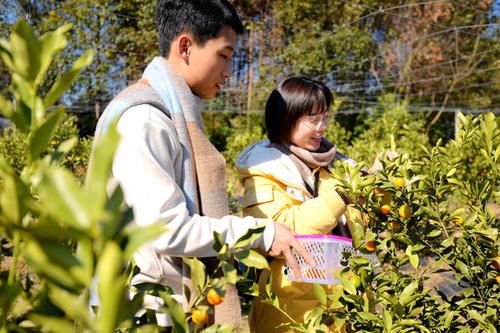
top-left (192, 288), bottom-right (224, 324)
top-left (375, 177), bottom-right (410, 237)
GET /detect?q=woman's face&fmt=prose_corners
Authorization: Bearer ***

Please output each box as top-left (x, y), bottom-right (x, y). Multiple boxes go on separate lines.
top-left (289, 106), bottom-right (330, 151)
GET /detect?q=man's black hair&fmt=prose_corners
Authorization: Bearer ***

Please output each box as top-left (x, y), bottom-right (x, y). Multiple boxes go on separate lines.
top-left (156, 0), bottom-right (244, 57)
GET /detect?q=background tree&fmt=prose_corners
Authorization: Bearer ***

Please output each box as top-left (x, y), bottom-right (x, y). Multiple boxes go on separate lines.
top-left (0, 0), bottom-right (498, 142)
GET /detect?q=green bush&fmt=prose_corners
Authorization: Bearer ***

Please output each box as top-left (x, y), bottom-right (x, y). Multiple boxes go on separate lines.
top-left (0, 115), bottom-right (92, 180)
top-left (324, 117), bottom-right (352, 152)
top-left (345, 94), bottom-right (429, 163)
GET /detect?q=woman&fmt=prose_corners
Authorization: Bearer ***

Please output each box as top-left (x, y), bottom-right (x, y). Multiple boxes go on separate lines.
top-left (236, 77), bottom-right (383, 332)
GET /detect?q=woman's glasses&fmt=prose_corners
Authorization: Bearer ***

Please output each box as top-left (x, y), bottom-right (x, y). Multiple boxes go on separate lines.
top-left (300, 111), bottom-right (333, 128)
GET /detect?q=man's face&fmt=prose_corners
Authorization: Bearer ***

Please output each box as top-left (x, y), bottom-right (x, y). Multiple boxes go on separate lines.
top-left (184, 26), bottom-right (237, 100)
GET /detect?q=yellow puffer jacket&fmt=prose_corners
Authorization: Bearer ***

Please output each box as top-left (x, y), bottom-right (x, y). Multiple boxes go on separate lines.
top-left (236, 140), bottom-right (364, 333)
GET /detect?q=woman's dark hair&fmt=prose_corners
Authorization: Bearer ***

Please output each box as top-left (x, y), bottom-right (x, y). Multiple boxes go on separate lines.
top-left (265, 76), bottom-right (333, 144)
top-left (156, 0), bottom-right (244, 57)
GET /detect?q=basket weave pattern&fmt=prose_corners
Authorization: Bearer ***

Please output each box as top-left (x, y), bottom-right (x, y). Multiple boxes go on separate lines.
top-left (284, 235), bottom-right (376, 285)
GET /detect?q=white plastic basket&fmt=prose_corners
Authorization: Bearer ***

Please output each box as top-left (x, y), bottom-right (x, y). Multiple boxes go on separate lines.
top-left (284, 235), bottom-right (378, 285)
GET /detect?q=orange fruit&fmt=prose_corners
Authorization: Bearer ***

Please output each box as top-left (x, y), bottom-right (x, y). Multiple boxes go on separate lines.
top-left (207, 288), bottom-right (223, 305)
top-left (452, 216), bottom-right (464, 225)
top-left (399, 205), bottom-right (412, 219)
top-left (394, 178), bottom-right (405, 188)
top-left (496, 273), bottom-right (500, 284)
top-left (492, 257), bottom-right (500, 270)
top-left (389, 220), bottom-right (401, 231)
top-left (366, 240), bottom-right (376, 252)
top-left (381, 205), bottom-right (391, 215)
top-left (192, 308), bottom-right (208, 324)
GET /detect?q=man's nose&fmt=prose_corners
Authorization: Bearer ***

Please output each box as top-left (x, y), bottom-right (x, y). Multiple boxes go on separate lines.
top-left (223, 61), bottom-right (232, 79)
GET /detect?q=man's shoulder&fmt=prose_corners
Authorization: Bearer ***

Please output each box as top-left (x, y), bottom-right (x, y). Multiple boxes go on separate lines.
top-left (121, 104), bottom-right (173, 124)
top-left (117, 104), bottom-right (179, 142)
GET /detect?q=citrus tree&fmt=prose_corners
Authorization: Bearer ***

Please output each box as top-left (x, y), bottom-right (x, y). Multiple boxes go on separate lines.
top-left (320, 112), bottom-right (499, 332)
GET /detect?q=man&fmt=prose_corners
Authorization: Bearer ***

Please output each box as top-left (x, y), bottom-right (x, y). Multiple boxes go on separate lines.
top-left (92, 0), bottom-right (313, 328)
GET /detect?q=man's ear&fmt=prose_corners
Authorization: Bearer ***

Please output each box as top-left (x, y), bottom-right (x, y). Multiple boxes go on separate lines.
top-left (177, 35), bottom-right (192, 62)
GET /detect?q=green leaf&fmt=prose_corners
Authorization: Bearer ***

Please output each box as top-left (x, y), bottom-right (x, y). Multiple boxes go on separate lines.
top-left (427, 229), bottom-right (441, 238)
top-left (405, 245), bottom-right (419, 269)
top-left (222, 262), bottom-right (238, 285)
top-left (443, 310), bottom-right (456, 328)
top-left (38, 166), bottom-right (91, 230)
top-left (41, 242), bottom-right (89, 286)
top-left (399, 281), bottom-right (417, 306)
top-left (85, 118), bottom-right (121, 219)
top-left (335, 271), bottom-right (356, 295)
top-left (0, 168), bottom-right (30, 224)
top-left (351, 222), bottom-right (364, 249)
top-left (98, 186), bottom-right (130, 244)
top-left (313, 283), bottom-right (327, 306)
top-left (96, 242), bottom-right (126, 333)
top-left (8, 20), bottom-right (40, 81)
top-left (213, 231), bottom-right (224, 253)
top-left (28, 108), bottom-right (65, 164)
top-left (466, 309), bottom-right (486, 325)
top-left (382, 308), bottom-right (393, 331)
top-left (123, 223), bottom-right (168, 258)
top-left (37, 23), bottom-right (72, 84)
top-left (9, 75), bottom-right (33, 131)
top-left (216, 243), bottom-right (232, 262)
top-left (358, 311), bottom-right (379, 321)
top-left (28, 314), bottom-right (77, 333)
top-left (0, 37), bottom-right (14, 70)
top-left (0, 94), bottom-right (13, 120)
top-left (47, 284), bottom-right (94, 329)
top-left (159, 292), bottom-right (189, 332)
top-left (335, 316), bottom-right (346, 331)
top-left (407, 175), bottom-right (426, 185)
top-left (45, 136), bottom-right (78, 165)
top-left (232, 224), bottom-right (267, 249)
top-left (446, 168), bottom-right (456, 177)
top-left (0, 284), bottom-right (21, 320)
top-left (75, 240), bottom-right (94, 287)
top-left (23, 240), bottom-right (79, 289)
top-left (456, 260), bottom-right (469, 276)
top-left (182, 257), bottom-right (207, 295)
top-left (44, 49), bottom-right (94, 108)
top-left (233, 249), bottom-right (269, 270)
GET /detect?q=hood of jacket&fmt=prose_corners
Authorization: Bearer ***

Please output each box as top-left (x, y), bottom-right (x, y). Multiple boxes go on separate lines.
top-left (236, 139), bottom-right (309, 192)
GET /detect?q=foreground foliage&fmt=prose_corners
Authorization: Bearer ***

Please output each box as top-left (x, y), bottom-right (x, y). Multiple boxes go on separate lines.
top-left (0, 21), bottom-right (268, 333)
